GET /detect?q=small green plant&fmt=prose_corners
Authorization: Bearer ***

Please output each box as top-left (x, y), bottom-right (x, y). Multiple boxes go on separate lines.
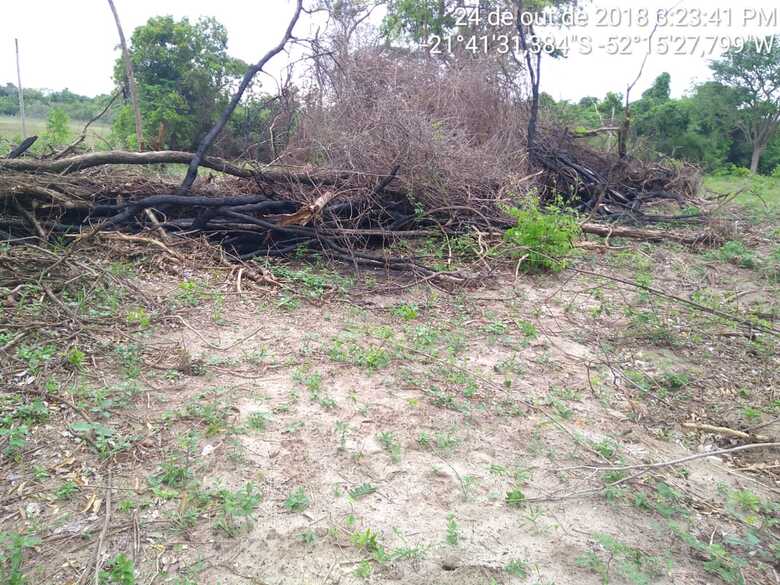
top-left (593, 438), bottom-right (619, 461)
top-left (56, 480), bottom-right (79, 500)
top-left (99, 553), bottom-right (135, 585)
top-left (392, 303), bottom-right (419, 320)
top-left (155, 458), bottom-right (192, 488)
top-left (216, 483), bottom-right (262, 537)
top-left (709, 241), bottom-right (756, 269)
top-left (126, 308), bottom-right (151, 329)
top-left (284, 486), bottom-right (310, 512)
top-left (114, 344), bottom-right (142, 379)
top-left (42, 107), bottom-right (71, 146)
top-left (65, 347), bottom-right (86, 370)
top-left (16, 344), bottom-right (57, 373)
top-left (246, 411), bottom-right (270, 432)
top-left (505, 558), bottom-right (530, 578)
top-left (0, 532), bottom-right (41, 585)
top-left (576, 532), bottom-right (668, 585)
top-left (446, 513), bottom-right (459, 545)
top-left (348, 483), bottom-right (377, 500)
top-left (354, 559), bottom-right (373, 579)
top-left (504, 196), bottom-right (580, 272)
top-left (515, 319), bottom-right (538, 338)
top-left (299, 529), bottom-right (317, 544)
top-left (505, 486), bottom-right (526, 508)
top-left (0, 425), bottom-right (29, 459)
top-left (351, 527), bottom-right (381, 552)
top-left (175, 280), bottom-right (207, 306)
top-left (376, 431), bottom-right (401, 463)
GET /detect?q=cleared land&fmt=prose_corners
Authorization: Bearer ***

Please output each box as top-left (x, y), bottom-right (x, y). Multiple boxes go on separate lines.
top-left (1, 177), bottom-right (778, 585)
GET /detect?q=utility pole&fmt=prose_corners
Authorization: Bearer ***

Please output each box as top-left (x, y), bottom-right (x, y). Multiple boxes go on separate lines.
top-left (15, 38), bottom-right (26, 139)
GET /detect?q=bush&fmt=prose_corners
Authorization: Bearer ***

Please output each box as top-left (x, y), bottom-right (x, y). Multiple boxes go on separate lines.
top-left (771, 165), bottom-right (780, 179)
top-left (504, 197), bottom-right (580, 272)
top-left (42, 107), bottom-right (71, 147)
top-left (713, 163), bottom-right (751, 177)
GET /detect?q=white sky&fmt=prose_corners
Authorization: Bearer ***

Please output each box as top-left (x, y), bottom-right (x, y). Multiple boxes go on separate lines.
top-left (1, 0), bottom-right (778, 102)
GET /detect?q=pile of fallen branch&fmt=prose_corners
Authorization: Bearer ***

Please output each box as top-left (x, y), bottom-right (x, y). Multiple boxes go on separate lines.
top-left (0, 141), bottom-right (716, 278)
top-left (532, 127), bottom-right (702, 221)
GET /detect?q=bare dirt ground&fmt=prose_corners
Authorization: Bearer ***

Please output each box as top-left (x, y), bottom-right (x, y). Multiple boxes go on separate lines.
top-left (2, 198), bottom-right (779, 585)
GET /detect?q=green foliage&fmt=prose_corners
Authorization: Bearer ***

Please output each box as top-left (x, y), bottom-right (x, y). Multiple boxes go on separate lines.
top-left (99, 553), bottom-right (135, 585)
top-left (284, 486), bottom-right (310, 513)
top-left (504, 197), bottom-right (580, 272)
top-left (42, 107), bottom-right (71, 146)
top-left (65, 347), bottom-right (86, 370)
top-left (670, 523), bottom-right (747, 585)
top-left (382, 0), bottom-right (456, 41)
top-left (392, 303), bottom-right (419, 320)
top-left (0, 83), bottom-right (113, 123)
top-left (505, 559), bottom-right (530, 578)
top-left (505, 487), bottom-right (526, 508)
top-left (446, 513), bottom-right (459, 545)
top-left (708, 241), bottom-right (757, 269)
top-left (216, 483), bottom-right (262, 537)
top-left (55, 480), bottom-right (79, 500)
top-left (351, 527), bottom-right (381, 553)
top-left (16, 344), bottom-right (57, 372)
top-left (113, 16), bottom-right (246, 150)
top-left (0, 532), bottom-right (40, 585)
top-left (376, 431), bottom-right (401, 463)
top-left (348, 483), bottom-right (377, 500)
top-left (712, 35), bottom-right (780, 172)
top-left (245, 411), bottom-right (270, 432)
top-left (576, 533), bottom-right (668, 585)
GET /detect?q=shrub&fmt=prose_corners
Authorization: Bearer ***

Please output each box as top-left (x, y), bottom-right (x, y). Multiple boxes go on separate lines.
top-left (504, 197), bottom-right (580, 272)
top-left (42, 107), bottom-right (71, 147)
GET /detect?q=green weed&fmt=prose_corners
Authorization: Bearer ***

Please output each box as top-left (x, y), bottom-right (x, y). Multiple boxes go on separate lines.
top-left (284, 487), bottom-right (310, 513)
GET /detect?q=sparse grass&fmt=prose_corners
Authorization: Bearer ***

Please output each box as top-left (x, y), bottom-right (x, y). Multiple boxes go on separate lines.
top-left (0, 115), bottom-right (110, 147)
top-left (576, 532), bottom-right (668, 585)
top-left (3, 183), bottom-right (778, 584)
top-left (703, 173), bottom-right (780, 222)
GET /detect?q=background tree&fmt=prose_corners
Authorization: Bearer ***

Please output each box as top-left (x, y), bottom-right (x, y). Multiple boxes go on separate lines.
top-left (711, 35), bottom-right (780, 173)
top-left (107, 0), bottom-right (144, 150)
top-left (112, 16), bottom-right (246, 151)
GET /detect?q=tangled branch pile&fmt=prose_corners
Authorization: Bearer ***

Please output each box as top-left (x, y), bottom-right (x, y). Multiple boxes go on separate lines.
top-left (1, 51), bottom-right (704, 273)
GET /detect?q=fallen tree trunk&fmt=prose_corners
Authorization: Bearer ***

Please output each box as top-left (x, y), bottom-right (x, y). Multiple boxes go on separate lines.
top-left (0, 150), bottom-right (371, 190)
top-left (0, 150), bottom-right (255, 177)
top-left (580, 222), bottom-right (719, 245)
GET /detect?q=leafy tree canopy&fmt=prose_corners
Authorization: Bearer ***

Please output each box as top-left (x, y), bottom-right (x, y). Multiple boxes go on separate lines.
top-left (710, 35), bottom-right (780, 172)
top-left (112, 15), bottom-right (247, 150)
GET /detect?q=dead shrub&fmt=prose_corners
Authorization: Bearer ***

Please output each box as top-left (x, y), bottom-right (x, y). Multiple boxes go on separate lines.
top-left (284, 48), bottom-right (532, 217)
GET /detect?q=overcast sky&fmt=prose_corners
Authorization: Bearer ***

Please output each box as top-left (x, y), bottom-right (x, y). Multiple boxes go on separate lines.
top-left (1, 0), bottom-right (778, 103)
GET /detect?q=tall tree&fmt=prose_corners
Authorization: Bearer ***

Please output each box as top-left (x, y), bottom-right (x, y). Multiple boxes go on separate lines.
top-left (711, 35), bottom-right (780, 173)
top-left (112, 16), bottom-right (246, 151)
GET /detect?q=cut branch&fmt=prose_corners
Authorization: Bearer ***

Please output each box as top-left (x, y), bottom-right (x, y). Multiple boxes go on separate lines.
top-left (177, 0), bottom-right (303, 194)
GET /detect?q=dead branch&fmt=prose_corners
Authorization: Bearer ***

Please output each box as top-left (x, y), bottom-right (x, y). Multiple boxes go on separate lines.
top-left (54, 90), bottom-right (121, 159)
top-left (107, 0), bottom-right (143, 150)
top-left (6, 136), bottom-right (37, 159)
top-left (178, 0), bottom-right (303, 194)
top-left (580, 222), bottom-right (718, 245)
